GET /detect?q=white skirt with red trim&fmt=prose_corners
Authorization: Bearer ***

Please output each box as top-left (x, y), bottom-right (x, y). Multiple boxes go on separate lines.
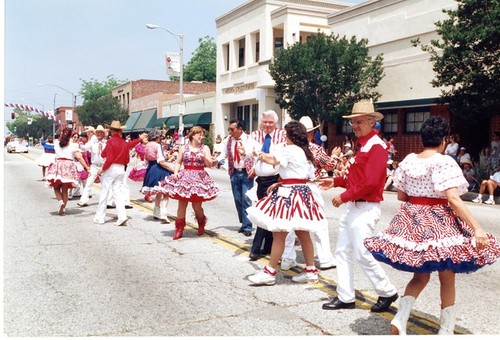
top-left (246, 184), bottom-right (327, 232)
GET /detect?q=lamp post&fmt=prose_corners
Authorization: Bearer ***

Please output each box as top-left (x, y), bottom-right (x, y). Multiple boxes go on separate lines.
top-left (39, 83), bottom-right (77, 136)
top-left (38, 83), bottom-right (76, 108)
top-left (145, 23), bottom-right (184, 144)
top-left (52, 93), bottom-right (58, 137)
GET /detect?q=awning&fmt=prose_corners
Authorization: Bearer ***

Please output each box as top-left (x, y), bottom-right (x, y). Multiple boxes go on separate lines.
top-left (131, 108), bottom-right (157, 132)
top-left (146, 116), bottom-right (169, 131)
top-left (165, 112), bottom-right (212, 129)
top-left (122, 111), bottom-right (142, 133)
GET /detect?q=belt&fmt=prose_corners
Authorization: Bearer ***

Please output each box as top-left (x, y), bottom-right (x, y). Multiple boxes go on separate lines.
top-left (233, 168), bottom-right (246, 172)
top-left (355, 199), bottom-right (367, 202)
top-left (184, 165), bottom-right (204, 170)
top-left (408, 196), bottom-right (448, 205)
top-left (279, 178), bottom-right (307, 185)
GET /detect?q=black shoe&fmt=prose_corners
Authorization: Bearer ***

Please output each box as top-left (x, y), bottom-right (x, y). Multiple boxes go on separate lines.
top-left (125, 205), bottom-right (133, 209)
top-left (249, 253), bottom-right (261, 261)
top-left (322, 297), bottom-right (355, 310)
top-left (106, 205), bottom-right (116, 209)
top-left (243, 230), bottom-right (252, 237)
top-left (371, 293), bottom-right (398, 313)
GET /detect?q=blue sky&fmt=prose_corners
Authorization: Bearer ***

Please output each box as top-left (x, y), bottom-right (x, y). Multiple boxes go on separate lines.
top-left (3, 0), bottom-right (365, 126)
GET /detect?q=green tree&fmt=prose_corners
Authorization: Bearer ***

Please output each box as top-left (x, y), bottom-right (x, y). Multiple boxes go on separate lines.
top-left (79, 75), bottom-right (125, 102)
top-left (6, 108), bottom-right (53, 139)
top-left (182, 36), bottom-right (216, 82)
top-left (77, 75), bottom-right (128, 126)
top-left (413, 0), bottom-right (499, 122)
top-left (77, 95), bottom-right (128, 127)
top-left (269, 32), bottom-right (384, 128)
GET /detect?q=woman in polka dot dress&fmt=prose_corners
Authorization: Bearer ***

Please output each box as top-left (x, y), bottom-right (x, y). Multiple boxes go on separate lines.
top-left (364, 116), bottom-right (500, 335)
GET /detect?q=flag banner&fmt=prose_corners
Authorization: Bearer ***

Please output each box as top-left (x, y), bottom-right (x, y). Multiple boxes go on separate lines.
top-left (166, 52), bottom-right (181, 77)
top-left (4, 102), bottom-right (55, 120)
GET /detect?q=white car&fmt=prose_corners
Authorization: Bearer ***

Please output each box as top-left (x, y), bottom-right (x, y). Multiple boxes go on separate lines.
top-left (6, 140), bottom-right (28, 153)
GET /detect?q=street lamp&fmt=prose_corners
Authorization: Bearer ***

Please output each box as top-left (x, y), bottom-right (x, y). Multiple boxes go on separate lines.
top-left (38, 83), bottom-right (76, 108)
top-left (146, 23), bottom-right (184, 143)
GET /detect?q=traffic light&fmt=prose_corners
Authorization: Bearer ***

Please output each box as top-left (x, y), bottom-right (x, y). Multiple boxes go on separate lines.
top-left (11, 112), bottom-right (15, 120)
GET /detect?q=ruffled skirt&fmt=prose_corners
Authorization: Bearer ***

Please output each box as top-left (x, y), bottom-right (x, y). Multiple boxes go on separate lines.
top-left (45, 159), bottom-right (79, 188)
top-left (129, 168), bottom-right (147, 182)
top-left (364, 202), bottom-right (500, 273)
top-left (155, 169), bottom-right (220, 202)
top-left (35, 153), bottom-right (56, 167)
top-left (246, 183), bottom-right (327, 232)
top-left (140, 161), bottom-right (172, 195)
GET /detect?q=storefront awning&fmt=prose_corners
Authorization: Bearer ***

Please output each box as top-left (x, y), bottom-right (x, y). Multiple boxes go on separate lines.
top-left (131, 108), bottom-right (157, 132)
top-left (165, 112), bottom-right (212, 129)
top-left (122, 111), bottom-right (142, 133)
top-left (146, 116), bottom-right (169, 131)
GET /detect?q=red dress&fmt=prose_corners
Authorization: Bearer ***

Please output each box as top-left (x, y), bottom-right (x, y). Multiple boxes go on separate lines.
top-left (155, 144), bottom-right (220, 202)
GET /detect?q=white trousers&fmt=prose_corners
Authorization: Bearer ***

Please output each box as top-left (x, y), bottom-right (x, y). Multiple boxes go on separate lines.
top-left (336, 201), bottom-right (397, 303)
top-left (282, 182), bottom-right (335, 265)
top-left (95, 164), bottom-right (127, 222)
top-left (79, 164), bottom-right (102, 204)
top-left (107, 164), bottom-right (131, 206)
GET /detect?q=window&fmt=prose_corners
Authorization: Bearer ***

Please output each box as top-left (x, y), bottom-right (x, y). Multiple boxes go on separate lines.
top-left (251, 31), bottom-right (260, 63)
top-left (238, 38), bottom-right (245, 68)
top-left (340, 120), bottom-right (353, 135)
top-left (252, 104), bottom-right (259, 132)
top-left (236, 104), bottom-right (252, 131)
top-left (274, 37), bottom-right (283, 56)
top-left (405, 109), bottom-right (430, 133)
top-left (382, 112), bottom-right (398, 133)
top-left (222, 43), bottom-right (229, 71)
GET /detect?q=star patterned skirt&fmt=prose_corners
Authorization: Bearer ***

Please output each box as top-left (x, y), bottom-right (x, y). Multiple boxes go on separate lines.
top-left (364, 201), bottom-right (500, 274)
top-left (246, 179), bottom-right (327, 232)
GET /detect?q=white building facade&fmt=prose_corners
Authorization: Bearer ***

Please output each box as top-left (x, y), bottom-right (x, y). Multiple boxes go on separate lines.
top-left (214, 0), bottom-right (351, 136)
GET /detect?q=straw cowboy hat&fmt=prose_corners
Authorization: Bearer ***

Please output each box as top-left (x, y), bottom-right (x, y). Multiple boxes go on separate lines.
top-left (95, 125), bottom-right (106, 133)
top-left (299, 116), bottom-right (320, 132)
top-left (84, 126), bottom-right (95, 133)
top-left (342, 99), bottom-right (384, 121)
top-left (106, 120), bottom-right (127, 130)
top-left (462, 159), bottom-right (473, 166)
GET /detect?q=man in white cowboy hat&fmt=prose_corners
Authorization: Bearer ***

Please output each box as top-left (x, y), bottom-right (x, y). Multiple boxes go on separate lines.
top-left (247, 110), bottom-right (287, 261)
top-left (77, 125), bottom-right (108, 207)
top-left (319, 99), bottom-right (398, 312)
top-left (93, 120), bottom-right (145, 226)
top-left (84, 126), bottom-right (98, 143)
top-left (278, 116), bottom-right (342, 275)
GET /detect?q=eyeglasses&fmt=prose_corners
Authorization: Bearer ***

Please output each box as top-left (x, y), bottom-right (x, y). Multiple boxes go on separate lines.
top-left (228, 127), bottom-right (236, 132)
top-left (349, 119), bottom-right (368, 126)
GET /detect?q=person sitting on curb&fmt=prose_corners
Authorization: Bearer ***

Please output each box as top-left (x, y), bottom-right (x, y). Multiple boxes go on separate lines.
top-left (472, 166), bottom-right (500, 205)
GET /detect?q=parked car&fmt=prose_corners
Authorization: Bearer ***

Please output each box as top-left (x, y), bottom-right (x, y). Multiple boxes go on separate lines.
top-left (6, 139), bottom-right (28, 153)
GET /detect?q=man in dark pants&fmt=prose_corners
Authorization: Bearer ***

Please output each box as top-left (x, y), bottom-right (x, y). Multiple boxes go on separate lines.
top-left (248, 110), bottom-right (286, 261)
top-left (216, 119), bottom-right (255, 236)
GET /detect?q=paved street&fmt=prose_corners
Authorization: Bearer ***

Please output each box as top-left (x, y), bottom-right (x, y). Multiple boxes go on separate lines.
top-left (3, 146), bottom-right (500, 336)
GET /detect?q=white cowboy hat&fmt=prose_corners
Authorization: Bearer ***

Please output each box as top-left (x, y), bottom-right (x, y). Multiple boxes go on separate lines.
top-left (342, 99), bottom-right (384, 121)
top-left (84, 126), bottom-right (95, 133)
top-left (299, 116), bottom-right (320, 132)
top-left (106, 120), bottom-right (127, 130)
top-left (95, 125), bottom-right (107, 133)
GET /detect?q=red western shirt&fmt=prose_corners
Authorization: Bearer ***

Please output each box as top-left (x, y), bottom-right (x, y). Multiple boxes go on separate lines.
top-left (101, 134), bottom-right (141, 172)
top-left (333, 130), bottom-right (387, 202)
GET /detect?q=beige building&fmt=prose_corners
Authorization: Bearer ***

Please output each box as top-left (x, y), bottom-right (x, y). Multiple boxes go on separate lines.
top-left (214, 0), bottom-right (351, 137)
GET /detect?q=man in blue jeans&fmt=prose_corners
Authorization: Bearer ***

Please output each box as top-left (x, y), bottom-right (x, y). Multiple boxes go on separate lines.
top-left (217, 119), bottom-right (255, 236)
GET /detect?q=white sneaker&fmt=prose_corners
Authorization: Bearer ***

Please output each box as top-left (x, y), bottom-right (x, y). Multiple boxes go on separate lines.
top-left (248, 267), bottom-right (276, 286)
top-left (280, 258), bottom-right (297, 271)
top-left (292, 268), bottom-right (319, 283)
top-left (93, 218), bottom-right (105, 225)
top-left (472, 196), bottom-right (482, 203)
top-left (115, 217), bottom-right (128, 226)
top-left (484, 198), bottom-right (495, 205)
